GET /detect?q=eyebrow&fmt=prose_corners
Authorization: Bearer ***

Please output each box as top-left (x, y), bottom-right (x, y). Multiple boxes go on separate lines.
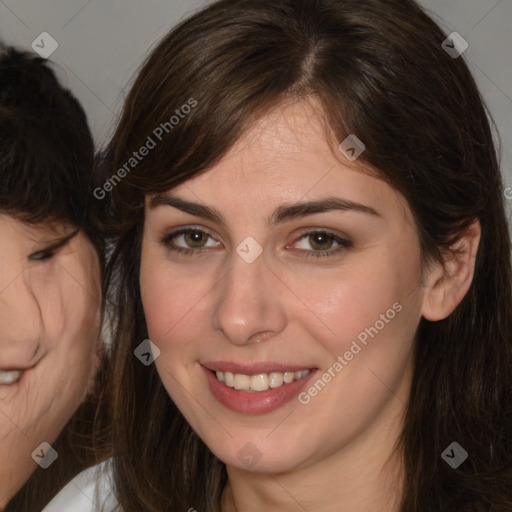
top-left (149, 194), bottom-right (382, 226)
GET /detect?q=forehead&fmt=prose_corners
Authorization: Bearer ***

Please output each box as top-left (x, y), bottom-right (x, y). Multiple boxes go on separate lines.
top-left (148, 98), bottom-right (411, 223)
top-left (192, 98), bottom-right (338, 184)
top-left (0, 214), bottom-right (73, 241)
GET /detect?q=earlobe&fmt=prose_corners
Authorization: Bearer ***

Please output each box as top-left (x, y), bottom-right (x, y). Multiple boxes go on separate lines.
top-left (421, 219), bottom-right (481, 321)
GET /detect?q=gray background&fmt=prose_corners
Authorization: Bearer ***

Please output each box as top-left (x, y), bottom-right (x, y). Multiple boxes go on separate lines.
top-left (1, 0), bottom-right (511, 218)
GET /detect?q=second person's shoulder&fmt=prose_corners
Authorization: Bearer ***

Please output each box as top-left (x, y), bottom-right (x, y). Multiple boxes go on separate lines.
top-left (42, 458), bottom-right (120, 512)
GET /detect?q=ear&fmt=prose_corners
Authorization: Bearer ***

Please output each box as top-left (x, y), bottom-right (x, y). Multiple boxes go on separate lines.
top-left (421, 219), bottom-right (481, 321)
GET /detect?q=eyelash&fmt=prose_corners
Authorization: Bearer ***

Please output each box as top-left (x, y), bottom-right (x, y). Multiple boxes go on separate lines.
top-left (27, 229), bottom-right (79, 263)
top-left (28, 249), bottom-right (56, 262)
top-left (160, 227), bottom-right (353, 259)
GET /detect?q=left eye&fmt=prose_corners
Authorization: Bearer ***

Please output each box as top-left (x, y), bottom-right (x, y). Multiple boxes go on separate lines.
top-left (291, 231), bottom-right (352, 256)
top-left (28, 249), bottom-right (56, 261)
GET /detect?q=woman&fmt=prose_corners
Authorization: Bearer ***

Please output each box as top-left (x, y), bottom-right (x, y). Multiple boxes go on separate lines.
top-left (0, 45), bottom-right (109, 511)
top-left (46, 0), bottom-right (512, 510)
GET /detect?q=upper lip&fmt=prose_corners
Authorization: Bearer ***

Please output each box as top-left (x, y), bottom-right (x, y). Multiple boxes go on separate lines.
top-left (0, 353), bottom-right (46, 373)
top-left (201, 361), bottom-right (316, 374)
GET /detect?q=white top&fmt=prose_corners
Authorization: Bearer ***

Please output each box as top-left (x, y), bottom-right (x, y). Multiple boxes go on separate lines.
top-left (42, 458), bottom-right (120, 512)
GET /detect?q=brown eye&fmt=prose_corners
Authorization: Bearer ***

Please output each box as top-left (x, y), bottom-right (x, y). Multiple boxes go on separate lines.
top-left (291, 230), bottom-right (353, 259)
top-left (184, 230), bottom-right (209, 248)
top-left (308, 233), bottom-right (336, 251)
top-left (161, 227), bottom-right (221, 255)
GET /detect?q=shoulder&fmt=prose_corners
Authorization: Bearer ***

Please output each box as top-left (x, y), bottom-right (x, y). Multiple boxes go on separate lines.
top-left (42, 458), bottom-right (120, 512)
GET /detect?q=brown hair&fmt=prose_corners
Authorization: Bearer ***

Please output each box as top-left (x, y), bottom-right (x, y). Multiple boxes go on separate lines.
top-left (99, 0), bottom-right (512, 510)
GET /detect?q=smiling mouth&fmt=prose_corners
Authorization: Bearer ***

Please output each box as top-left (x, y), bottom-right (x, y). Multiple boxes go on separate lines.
top-left (0, 369), bottom-right (23, 385)
top-left (213, 369), bottom-right (312, 392)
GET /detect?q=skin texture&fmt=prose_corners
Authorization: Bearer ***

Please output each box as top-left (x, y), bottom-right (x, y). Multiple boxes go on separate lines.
top-left (140, 98), bottom-right (480, 512)
top-left (0, 216), bottom-right (101, 506)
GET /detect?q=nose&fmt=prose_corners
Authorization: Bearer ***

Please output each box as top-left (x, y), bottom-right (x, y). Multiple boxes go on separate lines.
top-left (211, 250), bottom-right (287, 346)
top-left (0, 267), bottom-right (42, 358)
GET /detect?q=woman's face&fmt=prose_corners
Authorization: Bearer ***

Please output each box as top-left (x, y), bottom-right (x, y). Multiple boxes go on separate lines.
top-left (0, 217), bottom-right (101, 501)
top-left (140, 99), bottom-right (429, 474)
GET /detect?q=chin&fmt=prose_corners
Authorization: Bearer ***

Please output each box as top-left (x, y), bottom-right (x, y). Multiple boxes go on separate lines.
top-left (206, 432), bottom-right (313, 474)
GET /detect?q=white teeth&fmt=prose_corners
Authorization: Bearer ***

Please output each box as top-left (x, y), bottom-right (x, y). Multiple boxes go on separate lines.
top-left (268, 372), bottom-right (283, 388)
top-left (224, 372), bottom-right (234, 387)
top-left (0, 370), bottom-right (23, 385)
top-left (234, 373), bottom-right (250, 390)
top-left (215, 369), bottom-right (310, 392)
top-left (250, 374), bottom-right (269, 392)
top-left (283, 372), bottom-right (294, 384)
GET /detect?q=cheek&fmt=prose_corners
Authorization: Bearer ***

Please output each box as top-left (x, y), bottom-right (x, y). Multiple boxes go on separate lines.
top-left (140, 251), bottom-right (206, 347)
top-left (8, 296), bottom-right (100, 436)
top-left (140, 259), bottom-right (168, 338)
top-left (292, 243), bottom-right (423, 366)
top-left (294, 249), bottom-right (422, 405)
top-left (141, 262), bottom-right (176, 343)
top-left (43, 260), bottom-right (100, 351)
top-left (38, 258), bottom-right (100, 397)
top-left (140, 263), bottom-right (201, 412)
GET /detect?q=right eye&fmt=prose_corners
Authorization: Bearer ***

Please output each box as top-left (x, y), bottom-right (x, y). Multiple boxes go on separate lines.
top-left (160, 227), bottom-right (222, 256)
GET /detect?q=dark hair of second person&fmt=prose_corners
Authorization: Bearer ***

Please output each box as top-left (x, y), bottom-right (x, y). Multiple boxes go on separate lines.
top-left (0, 44), bottom-right (110, 512)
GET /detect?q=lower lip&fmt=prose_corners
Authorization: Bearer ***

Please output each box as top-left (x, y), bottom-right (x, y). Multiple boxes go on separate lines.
top-left (202, 366), bottom-right (317, 414)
